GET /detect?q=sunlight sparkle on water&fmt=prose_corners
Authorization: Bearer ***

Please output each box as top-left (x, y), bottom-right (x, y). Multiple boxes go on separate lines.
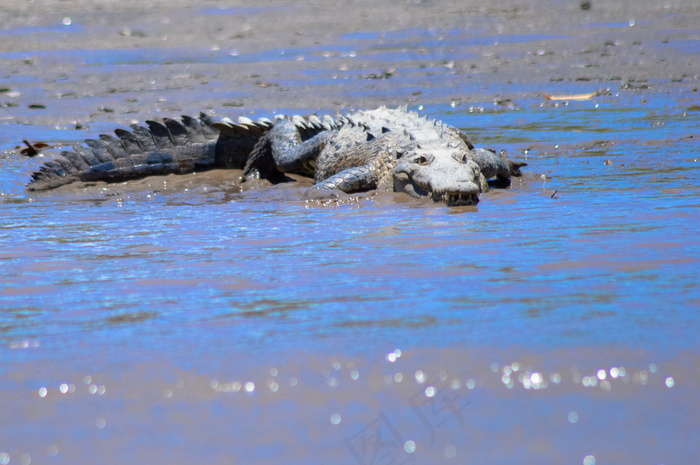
top-left (415, 370), bottom-right (425, 383)
top-left (637, 370), bottom-right (649, 385)
top-left (568, 411), bottom-right (579, 424)
top-left (386, 349), bottom-right (402, 362)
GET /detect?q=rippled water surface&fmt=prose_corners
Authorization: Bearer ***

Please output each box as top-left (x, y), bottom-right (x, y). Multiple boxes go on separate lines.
top-left (1, 15), bottom-right (699, 465)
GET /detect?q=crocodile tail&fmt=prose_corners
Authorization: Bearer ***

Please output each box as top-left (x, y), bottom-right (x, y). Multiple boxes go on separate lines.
top-left (27, 114), bottom-right (222, 191)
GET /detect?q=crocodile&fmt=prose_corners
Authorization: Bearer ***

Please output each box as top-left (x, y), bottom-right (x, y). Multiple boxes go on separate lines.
top-left (27, 107), bottom-right (526, 206)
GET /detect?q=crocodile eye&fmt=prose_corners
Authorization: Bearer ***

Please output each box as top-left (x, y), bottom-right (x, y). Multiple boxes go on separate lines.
top-left (417, 156), bottom-right (429, 166)
top-left (461, 153), bottom-right (469, 164)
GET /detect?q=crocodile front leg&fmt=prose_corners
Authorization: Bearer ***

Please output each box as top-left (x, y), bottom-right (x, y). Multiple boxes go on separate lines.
top-left (470, 147), bottom-right (527, 187)
top-left (306, 164), bottom-right (378, 196)
top-left (304, 132), bottom-right (399, 199)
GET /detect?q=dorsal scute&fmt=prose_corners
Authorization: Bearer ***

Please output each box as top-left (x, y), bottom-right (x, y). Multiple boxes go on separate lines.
top-left (307, 115), bottom-right (322, 128)
top-left (291, 115), bottom-right (307, 128)
top-left (322, 115), bottom-right (336, 130)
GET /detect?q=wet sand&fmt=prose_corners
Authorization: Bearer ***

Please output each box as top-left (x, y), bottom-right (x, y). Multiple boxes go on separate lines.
top-left (1, 0), bottom-right (698, 125)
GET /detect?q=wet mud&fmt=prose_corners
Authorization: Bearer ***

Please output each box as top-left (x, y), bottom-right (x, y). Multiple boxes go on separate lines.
top-left (1, 0), bottom-right (699, 464)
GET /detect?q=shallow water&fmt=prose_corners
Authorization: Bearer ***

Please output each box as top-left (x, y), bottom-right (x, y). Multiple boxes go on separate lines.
top-left (1, 12), bottom-right (700, 465)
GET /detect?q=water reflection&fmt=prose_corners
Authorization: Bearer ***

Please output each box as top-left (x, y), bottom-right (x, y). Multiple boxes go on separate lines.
top-left (2, 346), bottom-right (694, 463)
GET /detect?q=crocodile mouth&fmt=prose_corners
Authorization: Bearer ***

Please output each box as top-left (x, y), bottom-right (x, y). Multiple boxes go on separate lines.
top-left (433, 191), bottom-right (479, 206)
top-left (394, 173), bottom-right (479, 206)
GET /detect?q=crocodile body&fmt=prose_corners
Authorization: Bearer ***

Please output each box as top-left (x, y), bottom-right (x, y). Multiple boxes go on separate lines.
top-left (27, 107), bottom-right (525, 206)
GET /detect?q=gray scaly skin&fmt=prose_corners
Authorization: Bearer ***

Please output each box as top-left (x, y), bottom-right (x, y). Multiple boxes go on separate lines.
top-left (26, 113), bottom-right (275, 191)
top-left (26, 107), bottom-right (525, 206)
top-left (243, 107), bottom-right (526, 206)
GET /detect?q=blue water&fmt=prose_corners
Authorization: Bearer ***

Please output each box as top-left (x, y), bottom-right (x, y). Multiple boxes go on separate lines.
top-left (2, 97), bottom-right (698, 363)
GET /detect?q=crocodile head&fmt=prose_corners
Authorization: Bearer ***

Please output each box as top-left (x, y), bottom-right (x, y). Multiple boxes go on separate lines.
top-left (393, 149), bottom-right (482, 206)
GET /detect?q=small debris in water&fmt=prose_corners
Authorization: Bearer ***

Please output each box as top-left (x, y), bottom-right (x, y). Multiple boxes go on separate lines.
top-left (119, 28), bottom-right (147, 37)
top-left (19, 140), bottom-right (51, 156)
top-left (550, 190), bottom-right (561, 199)
top-left (361, 69), bottom-right (395, 80)
top-left (543, 91), bottom-right (597, 101)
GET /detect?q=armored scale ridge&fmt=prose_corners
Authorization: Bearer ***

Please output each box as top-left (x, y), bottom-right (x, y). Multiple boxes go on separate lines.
top-left (27, 107), bottom-right (526, 206)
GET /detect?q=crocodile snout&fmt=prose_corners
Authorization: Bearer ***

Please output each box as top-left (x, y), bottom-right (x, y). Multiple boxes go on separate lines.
top-left (440, 190), bottom-right (479, 206)
top-left (430, 181), bottom-right (480, 206)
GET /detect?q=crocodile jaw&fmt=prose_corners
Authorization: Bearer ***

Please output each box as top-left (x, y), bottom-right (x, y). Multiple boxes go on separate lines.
top-left (394, 172), bottom-right (480, 206)
top-left (433, 190), bottom-right (480, 207)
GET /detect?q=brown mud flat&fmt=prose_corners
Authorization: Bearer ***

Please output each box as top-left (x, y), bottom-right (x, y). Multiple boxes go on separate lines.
top-left (1, 0), bottom-right (698, 126)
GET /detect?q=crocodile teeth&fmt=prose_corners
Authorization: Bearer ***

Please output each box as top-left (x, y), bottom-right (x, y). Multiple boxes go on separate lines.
top-left (432, 192), bottom-right (478, 206)
top-left (447, 192), bottom-right (478, 206)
